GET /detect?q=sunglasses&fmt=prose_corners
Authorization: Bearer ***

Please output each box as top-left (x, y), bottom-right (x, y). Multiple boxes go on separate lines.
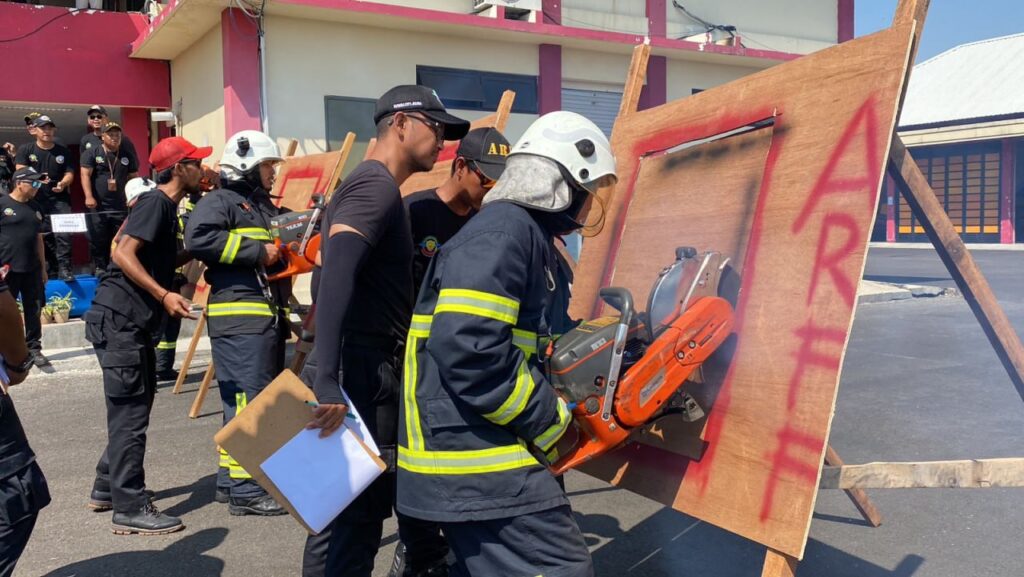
top-left (18, 180), bottom-right (43, 189)
top-left (406, 114), bottom-right (445, 142)
top-left (89, 115), bottom-right (105, 120)
top-left (467, 160), bottom-right (495, 190)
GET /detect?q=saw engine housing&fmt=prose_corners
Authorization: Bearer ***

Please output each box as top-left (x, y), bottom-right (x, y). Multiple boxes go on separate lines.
top-left (546, 248), bottom-right (735, 474)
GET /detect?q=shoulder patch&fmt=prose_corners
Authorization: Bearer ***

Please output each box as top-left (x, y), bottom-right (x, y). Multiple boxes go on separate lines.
top-left (419, 236), bottom-right (440, 258)
top-left (121, 157), bottom-right (130, 166)
top-left (55, 155), bottom-right (65, 164)
top-left (2, 208), bottom-right (14, 217)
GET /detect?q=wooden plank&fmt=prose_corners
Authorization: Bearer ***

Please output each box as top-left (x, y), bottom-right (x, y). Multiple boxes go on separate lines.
top-left (271, 146), bottom-right (349, 212)
top-left (888, 137), bottom-right (1024, 402)
top-left (761, 549), bottom-right (798, 577)
top-left (188, 361), bottom-right (216, 419)
top-left (284, 138), bottom-right (299, 158)
top-left (572, 22), bottom-right (918, 559)
top-left (172, 313), bottom-right (206, 395)
top-left (618, 43), bottom-right (651, 118)
top-left (820, 458), bottom-right (1024, 489)
top-left (825, 445), bottom-right (883, 527)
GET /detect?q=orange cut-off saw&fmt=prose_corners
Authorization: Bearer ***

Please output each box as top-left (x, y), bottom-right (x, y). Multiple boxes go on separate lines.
top-left (546, 247), bottom-right (735, 475)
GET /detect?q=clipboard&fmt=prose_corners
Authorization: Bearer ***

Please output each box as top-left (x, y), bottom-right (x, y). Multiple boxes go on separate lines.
top-left (214, 369), bottom-right (385, 534)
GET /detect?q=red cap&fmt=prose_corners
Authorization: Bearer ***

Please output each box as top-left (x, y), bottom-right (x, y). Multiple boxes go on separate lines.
top-left (149, 137), bottom-right (213, 172)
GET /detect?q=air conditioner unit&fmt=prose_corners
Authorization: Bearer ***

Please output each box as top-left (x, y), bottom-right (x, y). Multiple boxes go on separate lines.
top-left (473, 0), bottom-right (542, 13)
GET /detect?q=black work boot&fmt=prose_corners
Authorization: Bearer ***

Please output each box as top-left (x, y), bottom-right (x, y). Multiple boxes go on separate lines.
top-left (58, 265), bottom-right (75, 282)
top-left (155, 368), bottom-right (179, 382)
top-left (89, 488), bottom-right (156, 512)
top-left (111, 502), bottom-right (184, 535)
top-left (30, 351), bottom-right (51, 368)
top-left (228, 493), bottom-right (287, 516)
top-left (214, 488), bottom-right (230, 504)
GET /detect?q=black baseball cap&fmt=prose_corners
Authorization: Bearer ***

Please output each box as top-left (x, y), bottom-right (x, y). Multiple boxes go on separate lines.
top-left (101, 122), bottom-right (122, 133)
top-left (457, 127), bottom-right (510, 182)
top-left (12, 167), bottom-right (46, 182)
top-left (23, 112), bottom-right (40, 126)
top-left (31, 115), bottom-right (55, 128)
top-left (87, 105), bottom-right (108, 116)
top-left (374, 85), bottom-right (470, 141)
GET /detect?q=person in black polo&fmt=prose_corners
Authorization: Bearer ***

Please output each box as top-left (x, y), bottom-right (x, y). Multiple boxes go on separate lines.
top-left (15, 115), bottom-right (75, 282)
top-left (0, 168), bottom-right (49, 368)
top-left (81, 105), bottom-right (138, 160)
top-left (305, 85), bottom-right (469, 577)
top-left (84, 136), bottom-right (207, 535)
top-left (81, 122), bottom-right (139, 276)
top-left (0, 271), bottom-right (50, 577)
top-left (0, 143), bottom-right (15, 196)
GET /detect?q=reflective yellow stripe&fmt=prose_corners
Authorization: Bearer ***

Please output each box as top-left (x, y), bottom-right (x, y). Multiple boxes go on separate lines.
top-left (435, 289), bottom-right (519, 324)
top-left (408, 314), bottom-right (432, 338)
top-left (231, 227), bottom-right (273, 241)
top-left (403, 335), bottom-right (425, 451)
top-left (183, 199), bottom-right (195, 211)
top-left (398, 444), bottom-right (539, 475)
top-left (219, 232), bottom-right (242, 264)
top-left (512, 328), bottom-right (538, 356)
top-left (156, 341), bottom-right (177, 350)
top-left (207, 302), bottom-right (275, 317)
top-left (483, 360), bottom-right (535, 426)
top-left (534, 399), bottom-right (572, 452)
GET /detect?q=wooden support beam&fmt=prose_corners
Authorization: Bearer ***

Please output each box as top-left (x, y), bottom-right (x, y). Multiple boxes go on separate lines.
top-left (172, 313), bottom-right (206, 395)
top-left (888, 136), bottom-right (1024, 403)
top-left (820, 458), bottom-right (1024, 489)
top-left (284, 138), bottom-right (299, 157)
top-left (617, 43), bottom-right (650, 118)
top-left (761, 549), bottom-right (797, 577)
top-left (189, 362), bottom-right (216, 419)
top-left (825, 445), bottom-right (883, 527)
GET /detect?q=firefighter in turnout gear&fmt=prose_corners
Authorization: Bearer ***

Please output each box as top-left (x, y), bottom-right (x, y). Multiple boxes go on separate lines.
top-left (397, 111), bottom-right (617, 576)
top-left (184, 131), bottom-right (291, 516)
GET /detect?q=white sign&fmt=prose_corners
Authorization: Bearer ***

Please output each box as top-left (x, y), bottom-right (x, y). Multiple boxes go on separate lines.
top-left (50, 213), bottom-right (88, 234)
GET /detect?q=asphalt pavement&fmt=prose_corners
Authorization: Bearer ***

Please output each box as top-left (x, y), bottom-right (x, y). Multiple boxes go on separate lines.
top-left (10, 246), bottom-right (1024, 577)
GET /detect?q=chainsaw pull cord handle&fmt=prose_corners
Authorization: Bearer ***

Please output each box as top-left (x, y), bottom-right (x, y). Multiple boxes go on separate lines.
top-left (598, 287), bottom-right (633, 422)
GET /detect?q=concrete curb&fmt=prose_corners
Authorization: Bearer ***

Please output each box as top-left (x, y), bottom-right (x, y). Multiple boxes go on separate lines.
top-left (41, 316), bottom-right (202, 352)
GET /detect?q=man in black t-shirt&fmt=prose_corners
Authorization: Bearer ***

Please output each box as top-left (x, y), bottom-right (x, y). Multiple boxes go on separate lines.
top-left (303, 85), bottom-right (468, 577)
top-left (81, 122), bottom-right (140, 275)
top-left (83, 136), bottom-right (208, 536)
top-left (406, 127), bottom-right (509, 296)
top-left (15, 115), bottom-right (75, 282)
top-left (0, 271), bottom-right (51, 577)
top-left (0, 168), bottom-right (49, 368)
top-left (81, 105), bottom-right (139, 161)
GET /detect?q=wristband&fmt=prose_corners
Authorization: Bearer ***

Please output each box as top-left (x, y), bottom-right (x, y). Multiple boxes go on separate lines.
top-left (160, 290), bottom-right (170, 304)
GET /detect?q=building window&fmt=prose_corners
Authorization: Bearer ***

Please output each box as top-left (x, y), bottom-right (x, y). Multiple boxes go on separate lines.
top-left (324, 96), bottom-right (378, 177)
top-left (416, 66), bottom-right (538, 114)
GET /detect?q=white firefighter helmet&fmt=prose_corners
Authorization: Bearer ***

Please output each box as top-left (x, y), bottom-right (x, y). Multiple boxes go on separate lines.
top-left (219, 130), bottom-right (283, 180)
top-left (509, 111), bottom-right (616, 194)
top-left (125, 177), bottom-right (156, 206)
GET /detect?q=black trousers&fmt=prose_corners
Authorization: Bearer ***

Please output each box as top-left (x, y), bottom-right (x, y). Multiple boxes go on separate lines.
top-left (440, 505), bottom-right (593, 577)
top-left (155, 312), bottom-right (181, 373)
top-left (0, 462), bottom-right (49, 577)
top-left (87, 207), bottom-right (125, 272)
top-left (41, 196), bottom-right (72, 273)
top-left (5, 270), bottom-right (44, 353)
top-left (211, 321), bottom-right (286, 498)
top-left (299, 345), bottom-right (449, 577)
top-left (85, 307), bottom-right (157, 513)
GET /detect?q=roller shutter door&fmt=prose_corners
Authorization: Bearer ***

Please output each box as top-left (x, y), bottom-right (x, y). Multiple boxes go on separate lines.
top-left (561, 88), bottom-right (622, 137)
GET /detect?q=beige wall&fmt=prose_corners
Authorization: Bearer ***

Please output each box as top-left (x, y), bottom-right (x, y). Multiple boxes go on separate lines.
top-left (170, 24), bottom-right (225, 162)
top-left (562, 48), bottom-right (634, 92)
top-left (263, 15), bottom-right (539, 154)
top-left (666, 59), bottom-right (762, 101)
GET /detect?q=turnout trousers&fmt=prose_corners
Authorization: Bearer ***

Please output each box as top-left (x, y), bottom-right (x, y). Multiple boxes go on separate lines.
top-left (211, 321), bottom-right (286, 498)
top-left (85, 306), bottom-right (157, 513)
top-left (0, 463), bottom-right (49, 577)
top-left (5, 271), bottom-right (44, 354)
top-left (439, 505), bottom-right (593, 577)
top-left (300, 343), bottom-right (448, 577)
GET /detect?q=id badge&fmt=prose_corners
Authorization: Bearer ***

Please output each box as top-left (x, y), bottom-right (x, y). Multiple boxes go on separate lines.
top-left (107, 178), bottom-right (117, 192)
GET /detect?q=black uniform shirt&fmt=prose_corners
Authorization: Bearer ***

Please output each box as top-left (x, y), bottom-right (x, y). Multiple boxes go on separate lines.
top-left (91, 189), bottom-right (179, 331)
top-left (404, 188), bottom-right (473, 299)
top-left (0, 151), bottom-right (14, 192)
top-left (80, 143), bottom-right (138, 211)
top-left (325, 160), bottom-right (413, 343)
top-left (0, 195), bottom-right (44, 273)
top-left (15, 142), bottom-right (72, 203)
top-left (81, 132), bottom-right (137, 159)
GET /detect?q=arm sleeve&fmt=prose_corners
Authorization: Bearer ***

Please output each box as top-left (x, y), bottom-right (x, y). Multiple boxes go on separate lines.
top-left (14, 145), bottom-right (29, 167)
top-left (126, 147), bottom-right (139, 173)
top-left (311, 232), bottom-right (371, 404)
top-left (328, 170), bottom-right (398, 245)
top-left (80, 147), bottom-right (96, 169)
top-left (184, 195), bottom-right (266, 267)
top-left (425, 231), bottom-right (572, 452)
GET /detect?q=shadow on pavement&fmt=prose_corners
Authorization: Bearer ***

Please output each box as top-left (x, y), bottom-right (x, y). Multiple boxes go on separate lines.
top-left (581, 507), bottom-right (925, 577)
top-left (39, 528), bottom-right (228, 577)
top-left (159, 473), bottom-right (218, 518)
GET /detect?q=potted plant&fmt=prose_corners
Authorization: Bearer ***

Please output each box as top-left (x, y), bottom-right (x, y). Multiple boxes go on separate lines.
top-left (40, 303), bottom-right (53, 325)
top-left (47, 293), bottom-right (74, 324)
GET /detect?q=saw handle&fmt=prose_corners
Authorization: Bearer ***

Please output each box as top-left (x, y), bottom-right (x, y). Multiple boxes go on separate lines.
top-left (599, 287), bottom-right (633, 327)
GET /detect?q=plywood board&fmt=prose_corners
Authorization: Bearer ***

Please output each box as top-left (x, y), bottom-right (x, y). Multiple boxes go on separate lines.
top-left (272, 133), bottom-right (353, 211)
top-left (571, 23), bottom-right (917, 558)
top-left (363, 91), bottom-right (516, 196)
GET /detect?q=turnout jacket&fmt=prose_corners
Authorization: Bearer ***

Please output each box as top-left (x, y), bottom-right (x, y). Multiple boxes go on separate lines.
top-left (396, 201), bottom-right (573, 522)
top-left (184, 181), bottom-right (291, 337)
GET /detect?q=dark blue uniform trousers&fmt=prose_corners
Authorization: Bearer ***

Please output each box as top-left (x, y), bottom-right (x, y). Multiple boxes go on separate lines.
top-left (439, 505), bottom-right (593, 577)
top-left (0, 463), bottom-right (49, 577)
top-left (211, 321), bottom-right (286, 498)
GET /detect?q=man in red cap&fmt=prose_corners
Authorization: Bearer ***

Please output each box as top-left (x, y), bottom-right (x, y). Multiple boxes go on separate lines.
top-left (82, 136), bottom-right (209, 535)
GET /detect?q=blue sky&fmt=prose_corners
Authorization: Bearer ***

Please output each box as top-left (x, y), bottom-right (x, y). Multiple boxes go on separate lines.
top-left (856, 0), bottom-right (1024, 62)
